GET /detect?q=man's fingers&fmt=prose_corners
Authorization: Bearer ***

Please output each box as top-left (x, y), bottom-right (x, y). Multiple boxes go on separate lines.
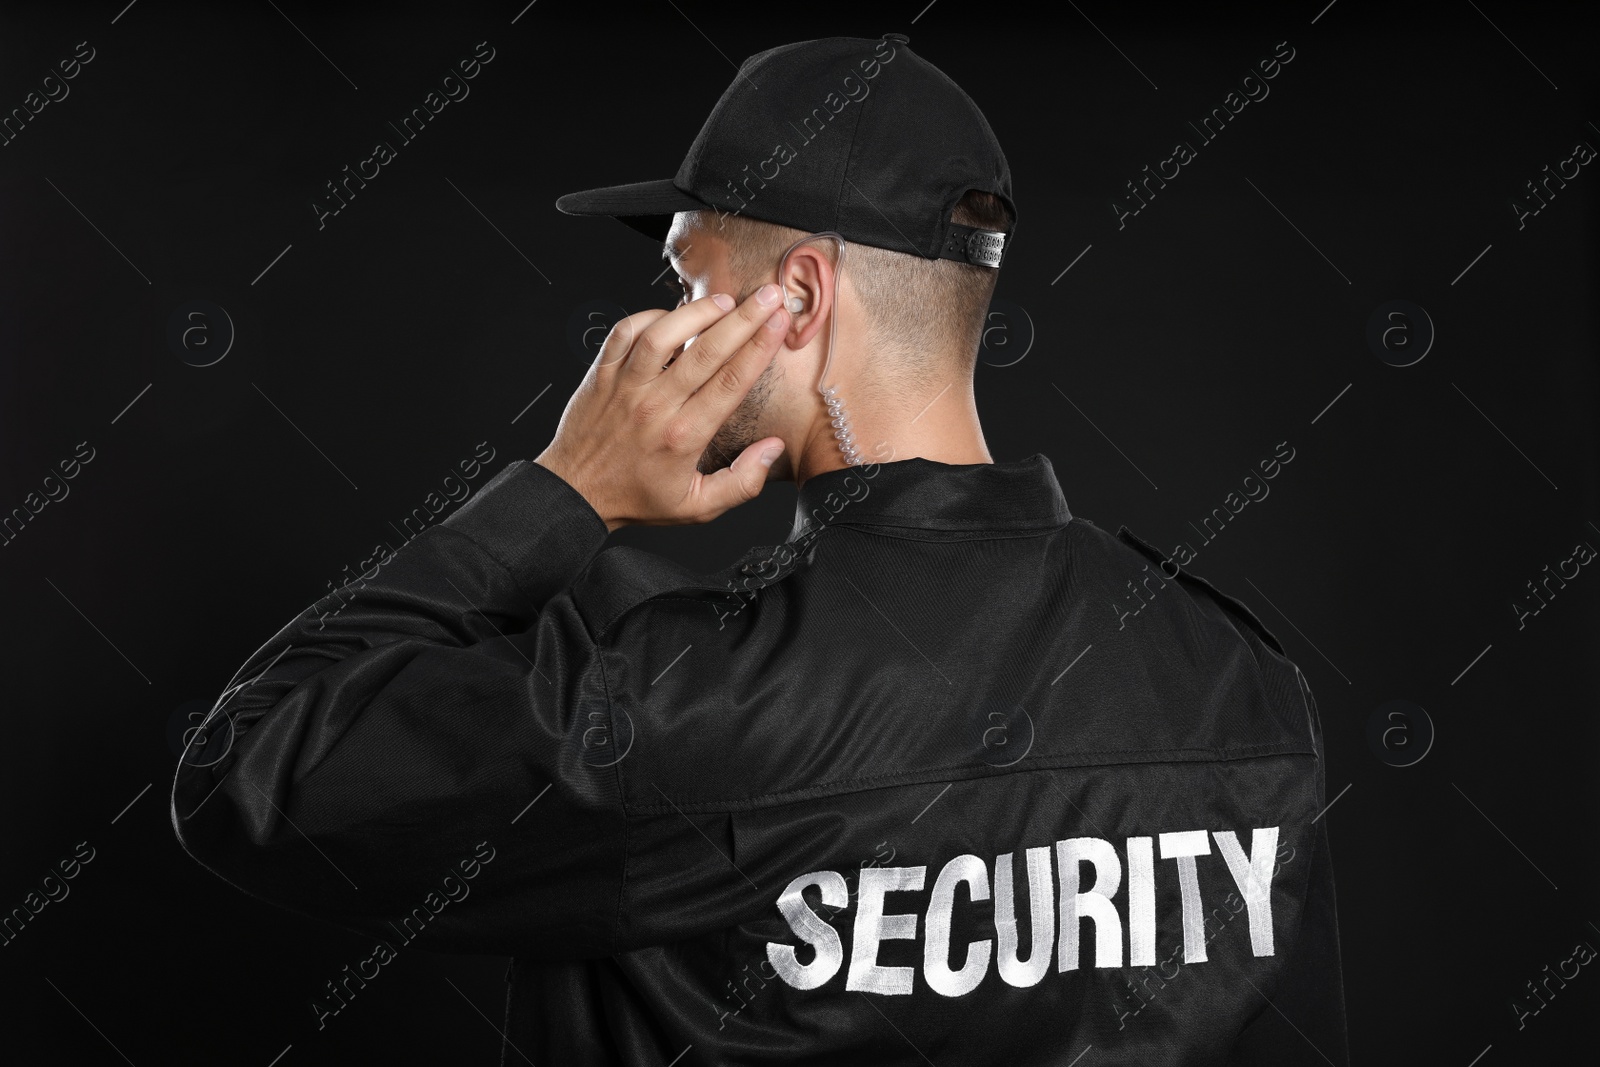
top-left (668, 284), bottom-right (785, 393)
top-left (595, 309), bottom-right (666, 375)
top-left (679, 303), bottom-right (789, 431)
top-left (691, 436), bottom-right (784, 519)
top-left (621, 293), bottom-right (738, 382)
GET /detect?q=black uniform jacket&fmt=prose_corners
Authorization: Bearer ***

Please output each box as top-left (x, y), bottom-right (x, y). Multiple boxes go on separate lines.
top-left (171, 452), bottom-right (1350, 1066)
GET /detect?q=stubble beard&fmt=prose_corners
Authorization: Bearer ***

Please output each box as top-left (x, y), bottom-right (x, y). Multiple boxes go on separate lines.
top-left (696, 357), bottom-right (782, 475)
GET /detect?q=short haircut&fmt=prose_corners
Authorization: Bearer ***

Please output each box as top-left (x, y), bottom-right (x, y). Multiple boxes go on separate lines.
top-left (688, 189), bottom-right (1013, 380)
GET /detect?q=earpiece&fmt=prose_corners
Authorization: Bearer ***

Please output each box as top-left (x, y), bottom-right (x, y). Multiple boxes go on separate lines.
top-left (778, 230), bottom-right (862, 466)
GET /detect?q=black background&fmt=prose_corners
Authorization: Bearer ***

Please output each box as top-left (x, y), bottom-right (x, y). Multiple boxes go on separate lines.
top-left (1, 1), bottom-right (1596, 1063)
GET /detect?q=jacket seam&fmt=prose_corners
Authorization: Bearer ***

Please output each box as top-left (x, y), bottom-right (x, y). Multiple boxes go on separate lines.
top-left (595, 594), bottom-right (750, 640)
top-left (820, 520), bottom-right (1068, 540)
top-left (1292, 663), bottom-right (1324, 764)
top-left (1109, 522), bottom-right (1287, 658)
top-left (620, 743), bottom-right (1318, 816)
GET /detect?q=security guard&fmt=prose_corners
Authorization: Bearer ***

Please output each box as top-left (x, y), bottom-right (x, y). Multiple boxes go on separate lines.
top-left (172, 34), bottom-right (1349, 1066)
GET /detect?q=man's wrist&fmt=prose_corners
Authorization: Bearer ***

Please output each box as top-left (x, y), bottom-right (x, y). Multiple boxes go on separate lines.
top-left (532, 455), bottom-right (623, 533)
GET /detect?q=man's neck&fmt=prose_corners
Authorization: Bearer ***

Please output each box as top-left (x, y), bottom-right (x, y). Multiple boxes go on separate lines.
top-left (791, 384), bottom-right (992, 486)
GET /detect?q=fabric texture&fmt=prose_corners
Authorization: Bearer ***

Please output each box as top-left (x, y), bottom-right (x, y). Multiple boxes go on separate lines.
top-left (171, 453), bottom-right (1350, 1066)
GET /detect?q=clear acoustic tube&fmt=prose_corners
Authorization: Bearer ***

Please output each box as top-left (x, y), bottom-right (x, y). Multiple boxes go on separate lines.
top-left (776, 232), bottom-right (861, 466)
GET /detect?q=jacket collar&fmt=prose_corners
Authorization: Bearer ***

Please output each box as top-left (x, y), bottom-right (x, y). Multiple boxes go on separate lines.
top-left (788, 453), bottom-right (1072, 541)
top-left (577, 455), bottom-right (1075, 635)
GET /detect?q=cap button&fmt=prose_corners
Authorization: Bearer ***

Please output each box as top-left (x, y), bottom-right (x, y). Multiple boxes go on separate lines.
top-left (882, 32), bottom-right (910, 44)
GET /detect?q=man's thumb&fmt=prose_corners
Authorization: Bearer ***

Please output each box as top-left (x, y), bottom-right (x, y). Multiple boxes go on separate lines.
top-left (755, 439), bottom-right (785, 469)
top-left (702, 437), bottom-right (784, 515)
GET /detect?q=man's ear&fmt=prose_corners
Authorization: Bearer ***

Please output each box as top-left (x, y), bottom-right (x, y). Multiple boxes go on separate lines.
top-left (778, 243), bottom-right (836, 350)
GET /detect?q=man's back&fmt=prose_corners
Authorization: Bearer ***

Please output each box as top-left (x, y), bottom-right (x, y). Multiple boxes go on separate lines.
top-left (172, 452), bottom-right (1349, 1065)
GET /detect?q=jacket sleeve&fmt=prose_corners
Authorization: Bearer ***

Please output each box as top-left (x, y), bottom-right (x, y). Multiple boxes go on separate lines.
top-left (1228, 671), bottom-right (1352, 1066)
top-left (170, 458), bottom-right (629, 960)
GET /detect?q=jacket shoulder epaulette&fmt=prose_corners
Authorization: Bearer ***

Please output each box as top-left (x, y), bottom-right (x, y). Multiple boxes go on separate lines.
top-left (1113, 524), bottom-right (1286, 657)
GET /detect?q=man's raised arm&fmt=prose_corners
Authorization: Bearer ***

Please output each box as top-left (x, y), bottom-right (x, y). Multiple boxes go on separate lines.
top-left (170, 457), bottom-right (622, 957)
top-left (170, 287), bottom-right (791, 959)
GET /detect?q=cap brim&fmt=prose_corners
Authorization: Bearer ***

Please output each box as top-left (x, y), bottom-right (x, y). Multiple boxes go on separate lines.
top-left (555, 178), bottom-right (709, 242)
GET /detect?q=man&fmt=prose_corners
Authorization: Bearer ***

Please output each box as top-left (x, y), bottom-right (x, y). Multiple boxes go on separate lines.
top-left (172, 33), bottom-right (1349, 1066)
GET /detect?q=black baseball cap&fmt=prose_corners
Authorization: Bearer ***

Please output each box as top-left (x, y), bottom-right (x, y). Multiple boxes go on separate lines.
top-left (554, 33), bottom-right (1014, 268)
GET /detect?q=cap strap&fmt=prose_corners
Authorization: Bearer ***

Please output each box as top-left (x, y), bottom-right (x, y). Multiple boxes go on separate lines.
top-left (938, 224), bottom-right (1007, 268)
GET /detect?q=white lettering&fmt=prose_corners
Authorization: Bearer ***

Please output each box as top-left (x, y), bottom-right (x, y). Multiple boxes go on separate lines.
top-left (1160, 830), bottom-right (1212, 963)
top-left (1213, 827), bottom-right (1279, 956)
top-left (1057, 837), bottom-right (1123, 971)
top-left (767, 871), bottom-right (848, 990)
top-left (995, 847), bottom-right (1054, 987)
top-left (764, 824), bottom-right (1284, 997)
top-left (846, 866), bottom-right (927, 995)
top-left (1126, 835), bottom-right (1157, 966)
top-left (925, 854), bottom-right (992, 997)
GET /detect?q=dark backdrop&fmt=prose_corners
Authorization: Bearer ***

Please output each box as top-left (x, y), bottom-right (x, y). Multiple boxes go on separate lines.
top-left (2, 1), bottom-right (1596, 1064)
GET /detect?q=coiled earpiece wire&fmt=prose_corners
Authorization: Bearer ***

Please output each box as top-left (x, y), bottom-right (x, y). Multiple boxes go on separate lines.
top-left (775, 231), bottom-right (862, 467)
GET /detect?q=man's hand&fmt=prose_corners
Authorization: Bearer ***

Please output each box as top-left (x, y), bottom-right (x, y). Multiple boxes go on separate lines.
top-left (534, 284), bottom-right (790, 531)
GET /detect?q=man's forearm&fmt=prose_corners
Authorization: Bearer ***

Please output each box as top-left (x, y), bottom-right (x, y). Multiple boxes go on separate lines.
top-left (169, 457), bottom-right (612, 934)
